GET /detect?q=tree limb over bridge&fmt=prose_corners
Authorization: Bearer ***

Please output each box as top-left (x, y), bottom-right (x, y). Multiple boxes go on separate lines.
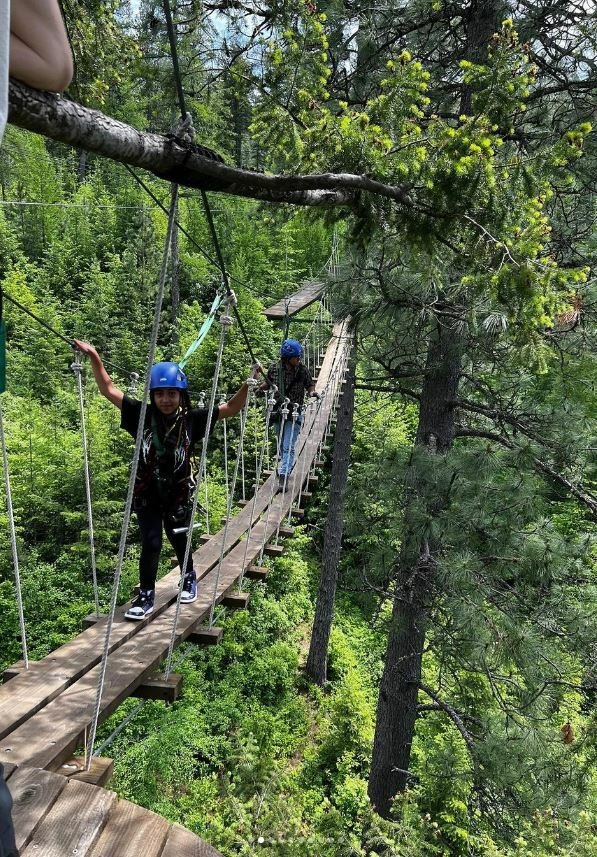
top-left (8, 79), bottom-right (413, 208)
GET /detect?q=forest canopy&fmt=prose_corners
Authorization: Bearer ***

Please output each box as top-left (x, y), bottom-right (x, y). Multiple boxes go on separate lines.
top-left (1, 1), bottom-right (596, 855)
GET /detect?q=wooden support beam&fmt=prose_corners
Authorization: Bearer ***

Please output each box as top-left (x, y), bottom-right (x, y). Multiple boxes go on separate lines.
top-left (237, 499), bottom-right (249, 507)
top-left (132, 673), bottom-right (183, 703)
top-left (245, 566), bottom-right (269, 581)
top-left (57, 757), bottom-right (114, 787)
top-left (81, 614), bottom-right (102, 630)
top-left (301, 491), bottom-right (313, 501)
top-left (221, 592), bottom-right (250, 610)
top-left (264, 543), bottom-right (284, 557)
top-left (308, 475), bottom-right (319, 486)
top-left (187, 625), bottom-right (223, 645)
top-left (290, 507), bottom-right (305, 518)
top-left (277, 525), bottom-right (295, 537)
top-left (199, 534), bottom-right (211, 545)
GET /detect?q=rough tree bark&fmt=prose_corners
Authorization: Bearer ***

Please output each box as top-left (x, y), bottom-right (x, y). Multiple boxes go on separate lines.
top-left (368, 320), bottom-right (462, 817)
top-left (306, 347), bottom-right (356, 685)
top-left (7, 79), bottom-right (413, 208)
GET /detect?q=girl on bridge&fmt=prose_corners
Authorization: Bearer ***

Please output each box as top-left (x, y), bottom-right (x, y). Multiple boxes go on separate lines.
top-left (73, 340), bottom-right (259, 620)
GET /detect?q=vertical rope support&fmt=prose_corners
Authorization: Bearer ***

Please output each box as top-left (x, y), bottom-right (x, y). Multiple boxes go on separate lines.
top-left (164, 302), bottom-right (233, 676)
top-left (240, 406), bottom-right (247, 501)
top-left (277, 403), bottom-right (299, 541)
top-left (203, 460), bottom-right (210, 534)
top-left (85, 184), bottom-right (179, 769)
top-left (294, 397), bottom-right (317, 512)
top-left (71, 349), bottom-right (100, 616)
top-left (257, 400), bottom-right (288, 564)
top-left (0, 398), bottom-right (28, 669)
top-left (286, 406), bottom-right (305, 526)
top-left (237, 389), bottom-right (276, 591)
top-left (207, 377), bottom-right (256, 628)
top-left (220, 393), bottom-right (229, 505)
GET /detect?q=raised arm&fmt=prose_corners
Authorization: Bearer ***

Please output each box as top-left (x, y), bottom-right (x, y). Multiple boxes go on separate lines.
top-left (9, 0), bottom-right (73, 92)
top-left (72, 340), bottom-right (124, 410)
top-left (217, 364), bottom-right (262, 420)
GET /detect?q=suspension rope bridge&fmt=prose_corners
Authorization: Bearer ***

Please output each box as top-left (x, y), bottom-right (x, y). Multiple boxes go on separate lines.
top-left (0, 320), bottom-right (351, 856)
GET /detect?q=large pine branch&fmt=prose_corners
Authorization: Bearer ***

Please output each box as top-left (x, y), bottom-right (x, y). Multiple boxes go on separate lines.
top-left (7, 79), bottom-right (413, 208)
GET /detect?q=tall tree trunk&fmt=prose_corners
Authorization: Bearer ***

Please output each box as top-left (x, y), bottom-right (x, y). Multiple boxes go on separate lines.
top-left (306, 347), bottom-right (356, 684)
top-left (368, 321), bottom-right (462, 817)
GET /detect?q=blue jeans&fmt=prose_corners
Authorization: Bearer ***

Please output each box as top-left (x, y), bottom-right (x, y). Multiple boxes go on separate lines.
top-left (274, 415), bottom-right (303, 477)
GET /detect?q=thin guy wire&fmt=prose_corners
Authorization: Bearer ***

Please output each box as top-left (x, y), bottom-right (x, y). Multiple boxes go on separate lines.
top-left (238, 391), bottom-right (276, 590)
top-left (86, 184), bottom-right (180, 769)
top-left (0, 399), bottom-right (28, 669)
top-left (72, 350), bottom-right (100, 616)
top-left (257, 401), bottom-right (288, 564)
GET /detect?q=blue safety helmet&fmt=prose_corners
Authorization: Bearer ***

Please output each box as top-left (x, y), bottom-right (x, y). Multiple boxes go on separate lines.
top-left (149, 362), bottom-right (188, 390)
top-left (280, 338), bottom-right (303, 359)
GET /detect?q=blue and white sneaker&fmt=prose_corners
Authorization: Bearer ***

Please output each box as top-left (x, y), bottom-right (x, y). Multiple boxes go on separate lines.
top-left (181, 570), bottom-right (197, 604)
top-left (125, 588), bottom-right (154, 621)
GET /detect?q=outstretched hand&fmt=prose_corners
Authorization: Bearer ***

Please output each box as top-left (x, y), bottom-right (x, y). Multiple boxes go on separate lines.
top-left (72, 339), bottom-right (97, 358)
top-left (250, 361), bottom-right (264, 380)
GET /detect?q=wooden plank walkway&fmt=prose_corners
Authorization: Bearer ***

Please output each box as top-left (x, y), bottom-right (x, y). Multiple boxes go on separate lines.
top-left (0, 322), bottom-right (350, 857)
top-left (263, 279), bottom-right (325, 319)
top-left (5, 764), bottom-right (223, 857)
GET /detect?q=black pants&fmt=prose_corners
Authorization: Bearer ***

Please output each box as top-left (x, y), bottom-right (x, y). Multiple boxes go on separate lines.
top-left (136, 503), bottom-right (194, 591)
top-left (0, 765), bottom-right (17, 857)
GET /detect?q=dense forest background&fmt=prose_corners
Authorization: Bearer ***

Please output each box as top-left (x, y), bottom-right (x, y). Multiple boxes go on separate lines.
top-left (1, 1), bottom-right (596, 854)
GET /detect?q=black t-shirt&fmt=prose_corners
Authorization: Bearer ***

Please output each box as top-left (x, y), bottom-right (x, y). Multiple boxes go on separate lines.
top-left (120, 396), bottom-right (219, 507)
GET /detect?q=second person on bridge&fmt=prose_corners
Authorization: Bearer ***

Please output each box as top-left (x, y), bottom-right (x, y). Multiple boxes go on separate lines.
top-left (73, 340), bottom-right (259, 620)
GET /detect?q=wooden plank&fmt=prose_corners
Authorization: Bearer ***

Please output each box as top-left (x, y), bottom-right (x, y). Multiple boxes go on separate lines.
top-left (58, 757), bottom-right (114, 787)
top-left (82, 614), bottom-right (102, 629)
top-left (187, 626), bottom-right (223, 645)
top-left (245, 566), bottom-right (268, 580)
top-left (263, 280), bottom-right (325, 319)
top-left (221, 592), bottom-right (250, 610)
top-left (277, 525), bottom-right (294, 537)
top-left (1, 762), bottom-right (16, 779)
top-left (264, 544), bottom-right (284, 557)
top-left (20, 778), bottom-right (115, 857)
top-left (3, 660), bottom-right (35, 682)
top-left (162, 823), bottom-right (224, 857)
top-left (8, 765), bottom-right (67, 853)
top-left (132, 672), bottom-right (182, 703)
top-left (88, 798), bottom-right (169, 857)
